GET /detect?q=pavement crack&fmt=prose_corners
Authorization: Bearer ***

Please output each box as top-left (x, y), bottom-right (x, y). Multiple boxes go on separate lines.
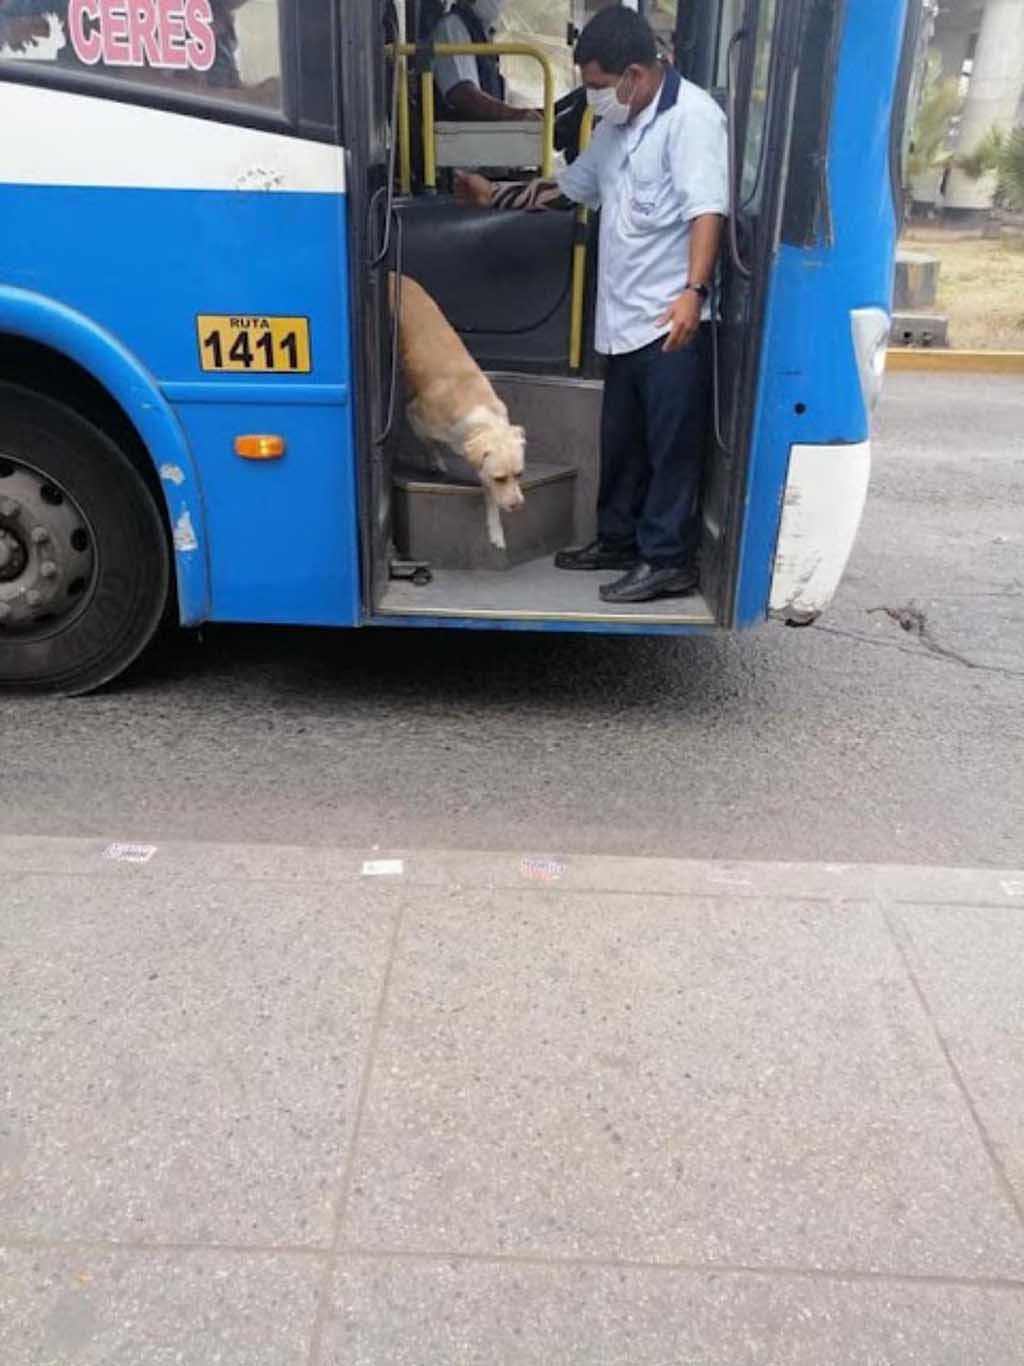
top-left (868, 604), bottom-right (985, 671)
top-left (881, 901), bottom-right (1024, 1236)
top-left (305, 900), bottom-right (406, 1366)
top-left (810, 607), bottom-right (1024, 681)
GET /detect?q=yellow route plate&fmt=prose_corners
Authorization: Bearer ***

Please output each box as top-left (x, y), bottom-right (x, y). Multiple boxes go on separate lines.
top-left (196, 315), bottom-right (312, 373)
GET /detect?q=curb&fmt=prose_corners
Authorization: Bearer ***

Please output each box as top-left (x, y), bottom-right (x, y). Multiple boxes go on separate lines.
top-left (3, 835), bottom-right (1024, 908)
top-left (888, 348), bottom-right (1024, 374)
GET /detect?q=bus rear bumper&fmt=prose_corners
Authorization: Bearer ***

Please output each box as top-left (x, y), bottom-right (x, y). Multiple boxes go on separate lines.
top-left (768, 439), bottom-right (872, 625)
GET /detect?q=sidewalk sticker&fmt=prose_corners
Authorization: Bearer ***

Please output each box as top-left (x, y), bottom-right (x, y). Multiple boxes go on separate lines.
top-left (362, 859), bottom-right (404, 878)
top-left (1001, 880), bottom-right (1024, 898)
top-left (103, 843), bottom-right (158, 865)
top-left (520, 857), bottom-right (566, 883)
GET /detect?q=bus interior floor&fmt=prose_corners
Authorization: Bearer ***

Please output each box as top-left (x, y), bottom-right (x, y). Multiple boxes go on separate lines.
top-left (376, 556), bottom-right (715, 625)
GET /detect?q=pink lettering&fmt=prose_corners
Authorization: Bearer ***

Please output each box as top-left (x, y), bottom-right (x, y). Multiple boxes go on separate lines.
top-left (99, 0), bottom-right (132, 64)
top-left (68, 0), bottom-right (103, 64)
top-left (156, 0), bottom-right (187, 68)
top-left (184, 0), bottom-right (215, 72)
top-left (129, 2), bottom-right (162, 67)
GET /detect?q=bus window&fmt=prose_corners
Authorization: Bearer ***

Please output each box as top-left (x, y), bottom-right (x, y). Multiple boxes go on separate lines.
top-left (497, 1), bottom-right (575, 107)
top-left (0, 1), bottom-right (283, 109)
top-left (714, 0), bottom-right (745, 84)
top-left (644, 0), bottom-right (677, 58)
top-left (740, 0), bottom-right (777, 202)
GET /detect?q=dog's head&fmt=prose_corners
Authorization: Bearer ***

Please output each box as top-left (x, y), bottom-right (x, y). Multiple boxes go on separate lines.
top-left (463, 421), bottom-right (526, 512)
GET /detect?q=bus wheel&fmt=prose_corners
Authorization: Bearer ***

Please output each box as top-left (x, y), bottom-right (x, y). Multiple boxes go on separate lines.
top-left (0, 384), bottom-right (170, 696)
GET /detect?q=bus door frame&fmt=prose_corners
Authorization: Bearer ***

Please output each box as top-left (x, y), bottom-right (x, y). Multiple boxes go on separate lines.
top-left (337, 0), bottom-right (397, 619)
top-left (678, 0), bottom-right (833, 625)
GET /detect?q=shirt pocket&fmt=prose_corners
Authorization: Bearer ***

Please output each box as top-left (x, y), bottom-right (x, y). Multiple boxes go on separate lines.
top-left (625, 174), bottom-right (674, 234)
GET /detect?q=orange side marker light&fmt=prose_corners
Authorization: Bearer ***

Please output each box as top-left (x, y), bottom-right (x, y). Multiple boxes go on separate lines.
top-left (234, 435), bottom-right (286, 460)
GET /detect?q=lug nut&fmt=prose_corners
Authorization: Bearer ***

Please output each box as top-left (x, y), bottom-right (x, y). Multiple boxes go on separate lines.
top-left (25, 588), bottom-right (41, 607)
top-left (40, 560), bottom-right (57, 578)
top-left (31, 527), bottom-right (50, 544)
top-left (0, 500), bottom-right (16, 518)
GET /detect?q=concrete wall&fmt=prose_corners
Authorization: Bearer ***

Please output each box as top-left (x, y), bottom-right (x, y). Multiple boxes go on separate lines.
top-left (915, 0), bottom-right (1024, 213)
top-left (945, 0), bottom-right (1024, 211)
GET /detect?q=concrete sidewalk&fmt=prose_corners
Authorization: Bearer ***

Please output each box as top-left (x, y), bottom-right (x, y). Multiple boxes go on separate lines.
top-left (3, 836), bottom-right (1024, 1364)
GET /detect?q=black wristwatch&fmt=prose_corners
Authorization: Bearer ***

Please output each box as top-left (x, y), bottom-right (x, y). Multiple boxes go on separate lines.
top-left (684, 283), bottom-right (710, 301)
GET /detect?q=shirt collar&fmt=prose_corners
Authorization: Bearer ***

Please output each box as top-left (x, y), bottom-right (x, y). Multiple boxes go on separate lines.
top-left (623, 64), bottom-right (681, 148)
top-left (656, 64), bottom-right (682, 115)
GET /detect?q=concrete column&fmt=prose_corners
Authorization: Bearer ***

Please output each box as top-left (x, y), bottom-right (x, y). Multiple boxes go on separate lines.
top-left (945, 0), bottom-right (1024, 212)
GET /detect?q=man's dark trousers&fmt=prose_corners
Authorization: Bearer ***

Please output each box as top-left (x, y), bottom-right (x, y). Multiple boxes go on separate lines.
top-left (596, 324), bottom-right (712, 568)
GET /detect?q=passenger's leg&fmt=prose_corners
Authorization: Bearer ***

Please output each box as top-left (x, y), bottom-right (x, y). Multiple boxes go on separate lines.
top-left (596, 349), bottom-right (647, 549)
top-left (597, 329), bottom-right (710, 603)
top-left (555, 349), bottom-right (644, 570)
top-left (635, 326), bottom-right (712, 568)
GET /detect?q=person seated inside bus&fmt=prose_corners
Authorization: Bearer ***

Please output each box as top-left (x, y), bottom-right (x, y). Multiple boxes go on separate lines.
top-left (456, 6), bottom-right (727, 605)
top-left (426, 0), bottom-right (540, 122)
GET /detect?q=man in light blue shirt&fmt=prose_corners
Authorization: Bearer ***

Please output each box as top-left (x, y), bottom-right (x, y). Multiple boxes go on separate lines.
top-left (457, 7), bottom-right (727, 603)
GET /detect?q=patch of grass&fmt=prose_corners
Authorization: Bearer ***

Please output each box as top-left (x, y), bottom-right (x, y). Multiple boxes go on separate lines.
top-left (902, 229), bottom-right (1024, 350)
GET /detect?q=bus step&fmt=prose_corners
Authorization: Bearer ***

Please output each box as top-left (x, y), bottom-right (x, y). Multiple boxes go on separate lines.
top-left (392, 462), bottom-right (577, 573)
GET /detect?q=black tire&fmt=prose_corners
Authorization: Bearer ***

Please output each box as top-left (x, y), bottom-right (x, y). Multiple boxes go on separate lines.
top-left (0, 383), bottom-right (170, 696)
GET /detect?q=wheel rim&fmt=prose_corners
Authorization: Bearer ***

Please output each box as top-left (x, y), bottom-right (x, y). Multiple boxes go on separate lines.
top-left (0, 455), bottom-right (98, 639)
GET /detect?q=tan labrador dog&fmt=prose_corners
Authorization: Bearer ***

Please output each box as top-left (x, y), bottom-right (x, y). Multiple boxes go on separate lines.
top-left (390, 273), bottom-right (526, 548)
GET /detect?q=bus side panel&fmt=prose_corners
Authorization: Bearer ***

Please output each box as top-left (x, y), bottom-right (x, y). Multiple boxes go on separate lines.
top-left (733, 0), bottom-right (908, 627)
top-left (0, 88), bottom-right (360, 628)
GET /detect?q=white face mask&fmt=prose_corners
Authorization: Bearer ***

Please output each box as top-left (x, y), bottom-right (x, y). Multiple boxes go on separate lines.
top-left (585, 78), bottom-right (634, 126)
top-left (472, 0), bottom-right (505, 33)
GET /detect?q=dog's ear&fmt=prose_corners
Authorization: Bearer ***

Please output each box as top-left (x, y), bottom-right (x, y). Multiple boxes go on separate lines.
top-left (462, 426), bottom-right (493, 467)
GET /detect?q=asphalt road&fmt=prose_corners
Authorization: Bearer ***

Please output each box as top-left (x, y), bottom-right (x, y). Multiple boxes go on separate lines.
top-left (2, 372), bottom-right (1022, 866)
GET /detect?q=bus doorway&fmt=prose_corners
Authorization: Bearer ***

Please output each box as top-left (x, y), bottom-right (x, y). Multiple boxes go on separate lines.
top-left (352, 0), bottom-right (792, 631)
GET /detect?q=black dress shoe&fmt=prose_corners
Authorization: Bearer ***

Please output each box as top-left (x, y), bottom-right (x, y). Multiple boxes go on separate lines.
top-left (599, 560), bottom-right (699, 603)
top-left (554, 539), bottom-right (638, 571)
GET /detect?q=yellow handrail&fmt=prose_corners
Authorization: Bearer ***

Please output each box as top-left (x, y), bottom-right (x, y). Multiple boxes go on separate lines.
top-left (393, 41), bottom-right (556, 190)
top-left (568, 107), bottom-right (594, 373)
top-left (397, 54), bottom-right (412, 195)
top-left (420, 68), bottom-right (438, 191)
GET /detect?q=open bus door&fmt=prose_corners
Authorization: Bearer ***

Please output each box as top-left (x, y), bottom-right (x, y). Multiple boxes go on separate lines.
top-left (677, 0), bottom-right (783, 619)
top-left (672, 0), bottom-right (854, 622)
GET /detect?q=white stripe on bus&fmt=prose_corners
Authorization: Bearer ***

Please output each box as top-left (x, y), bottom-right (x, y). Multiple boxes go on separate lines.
top-left (0, 82), bottom-right (346, 193)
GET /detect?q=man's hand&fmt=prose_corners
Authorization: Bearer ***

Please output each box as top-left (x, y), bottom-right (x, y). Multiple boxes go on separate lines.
top-left (657, 290), bottom-right (703, 352)
top-left (454, 170), bottom-right (495, 208)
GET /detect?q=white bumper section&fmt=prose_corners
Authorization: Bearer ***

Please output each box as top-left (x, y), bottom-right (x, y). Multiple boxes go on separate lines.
top-left (768, 440), bottom-right (872, 624)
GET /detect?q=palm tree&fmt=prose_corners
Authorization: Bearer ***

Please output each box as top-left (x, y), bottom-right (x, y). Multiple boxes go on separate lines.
top-left (958, 126), bottom-right (1024, 214)
top-left (905, 53), bottom-right (962, 186)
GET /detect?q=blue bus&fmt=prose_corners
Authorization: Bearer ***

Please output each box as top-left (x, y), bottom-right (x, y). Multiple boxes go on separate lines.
top-left (0, 0), bottom-right (919, 694)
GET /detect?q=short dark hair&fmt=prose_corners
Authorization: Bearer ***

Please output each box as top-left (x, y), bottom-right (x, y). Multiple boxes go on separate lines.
top-left (574, 7), bottom-right (658, 74)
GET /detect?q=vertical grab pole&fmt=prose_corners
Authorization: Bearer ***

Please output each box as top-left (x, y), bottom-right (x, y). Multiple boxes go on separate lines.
top-left (397, 53), bottom-right (412, 195)
top-left (568, 108), bottom-right (594, 373)
top-left (539, 58), bottom-right (555, 179)
top-left (420, 68), bottom-right (437, 193)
